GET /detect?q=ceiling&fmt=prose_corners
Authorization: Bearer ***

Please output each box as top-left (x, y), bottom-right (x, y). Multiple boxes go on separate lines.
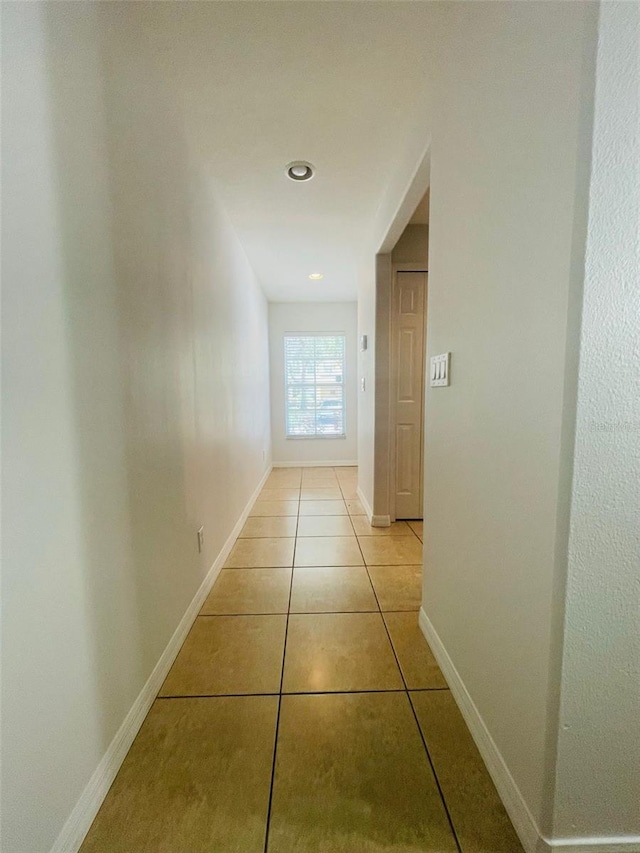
top-left (127, 2), bottom-right (435, 302)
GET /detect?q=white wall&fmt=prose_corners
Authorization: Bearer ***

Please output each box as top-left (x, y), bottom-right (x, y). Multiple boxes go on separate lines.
top-left (1, 5), bottom-right (270, 851)
top-left (419, 0), bottom-right (599, 842)
top-left (269, 302), bottom-right (357, 465)
top-left (551, 1), bottom-right (640, 842)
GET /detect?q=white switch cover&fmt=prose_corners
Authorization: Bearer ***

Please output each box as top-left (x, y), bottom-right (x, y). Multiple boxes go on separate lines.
top-left (430, 353), bottom-right (450, 387)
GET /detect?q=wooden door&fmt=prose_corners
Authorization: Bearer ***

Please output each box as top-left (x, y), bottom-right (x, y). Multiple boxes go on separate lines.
top-left (391, 271), bottom-right (427, 519)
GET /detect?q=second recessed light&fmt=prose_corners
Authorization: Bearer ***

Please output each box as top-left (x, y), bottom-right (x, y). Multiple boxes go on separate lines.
top-left (309, 273), bottom-right (324, 280)
top-left (286, 161), bottom-right (315, 181)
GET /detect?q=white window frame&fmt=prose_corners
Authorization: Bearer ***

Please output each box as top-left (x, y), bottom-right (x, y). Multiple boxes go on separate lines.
top-left (284, 332), bottom-right (347, 440)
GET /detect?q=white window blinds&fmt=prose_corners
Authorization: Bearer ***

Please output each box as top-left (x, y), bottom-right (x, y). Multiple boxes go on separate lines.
top-left (284, 334), bottom-right (346, 438)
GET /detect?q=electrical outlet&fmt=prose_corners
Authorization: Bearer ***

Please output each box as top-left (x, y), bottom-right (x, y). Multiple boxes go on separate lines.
top-left (197, 526), bottom-right (204, 553)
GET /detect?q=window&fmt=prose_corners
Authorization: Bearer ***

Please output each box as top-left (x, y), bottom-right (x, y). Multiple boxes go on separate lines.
top-left (284, 334), bottom-right (346, 438)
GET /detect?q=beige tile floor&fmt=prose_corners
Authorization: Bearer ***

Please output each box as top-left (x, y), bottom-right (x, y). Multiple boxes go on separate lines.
top-left (81, 467), bottom-right (523, 853)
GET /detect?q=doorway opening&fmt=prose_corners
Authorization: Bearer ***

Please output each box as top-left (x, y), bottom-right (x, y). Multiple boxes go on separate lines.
top-left (371, 180), bottom-right (430, 525)
top-left (389, 194), bottom-right (429, 521)
top-left (391, 266), bottom-right (428, 520)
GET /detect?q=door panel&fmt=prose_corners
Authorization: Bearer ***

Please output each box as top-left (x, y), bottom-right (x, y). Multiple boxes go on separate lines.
top-left (395, 424), bottom-right (415, 496)
top-left (391, 272), bottom-right (426, 519)
top-left (398, 330), bottom-right (416, 401)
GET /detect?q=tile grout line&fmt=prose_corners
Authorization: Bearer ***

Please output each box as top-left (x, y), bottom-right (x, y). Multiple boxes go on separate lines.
top-left (403, 691), bottom-right (462, 853)
top-left (168, 471), bottom-right (450, 851)
top-left (156, 686), bottom-right (452, 700)
top-left (199, 608), bottom-right (423, 617)
top-left (215, 472), bottom-right (446, 850)
top-left (340, 478), bottom-right (358, 536)
top-left (408, 524), bottom-right (422, 542)
top-left (353, 531), bottom-right (464, 853)
top-left (262, 479), bottom-right (300, 853)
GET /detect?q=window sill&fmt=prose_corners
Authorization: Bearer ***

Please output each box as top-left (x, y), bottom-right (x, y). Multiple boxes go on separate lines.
top-left (285, 435), bottom-right (347, 440)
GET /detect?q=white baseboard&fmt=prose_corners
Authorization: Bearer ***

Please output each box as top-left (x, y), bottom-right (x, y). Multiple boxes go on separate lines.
top-left (354, 489), bottom-right (390, 528)
top-left (545, 839), bottom-right (640, 852)
top-left (355, 486), bottom-right (390, 527)
top-left (273, 460), bottom-right (358, 468)
top-left (356, 486), bottom-right (374, 522)
top-left (51, 464), bottom-right (273, 853)
top-left (419, 608), bottom-right (542, 852)
top-left (418, 608), bottom-right (640, 853)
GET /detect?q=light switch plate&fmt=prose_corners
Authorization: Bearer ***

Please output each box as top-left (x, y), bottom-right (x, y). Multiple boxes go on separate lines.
top-left (430, 352), bottom-right (450, 387)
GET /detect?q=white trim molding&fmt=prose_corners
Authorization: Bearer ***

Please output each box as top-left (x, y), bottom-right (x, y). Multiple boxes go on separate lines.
top-left (356, 486), bottom-right (374, 523)
top-left (545, 840), bottom-right (640, 853)
top-left (273, 460), bottom-right (358, 468)
top-left (356, 486), bottom-right (390, 527)
top-left (419, 608), bottom-right (640, 853)
top-left (51, 465), bottom-right (273, 853)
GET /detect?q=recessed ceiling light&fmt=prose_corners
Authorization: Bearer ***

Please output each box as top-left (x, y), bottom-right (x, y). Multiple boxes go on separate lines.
top-left (286, 161), bottom-right (315, 181)
top-left (309, 273), bottom-right (324, 280)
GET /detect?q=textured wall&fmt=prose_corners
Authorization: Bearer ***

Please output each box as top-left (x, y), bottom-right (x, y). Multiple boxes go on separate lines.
top-left (551, 1), bottom-right (640, 840)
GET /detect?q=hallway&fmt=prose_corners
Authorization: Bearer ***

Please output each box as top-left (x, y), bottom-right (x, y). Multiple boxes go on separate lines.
top-left (4, 2), bottom-right (638, 850)
top-left (80, 466), bottom-right (522, 853)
